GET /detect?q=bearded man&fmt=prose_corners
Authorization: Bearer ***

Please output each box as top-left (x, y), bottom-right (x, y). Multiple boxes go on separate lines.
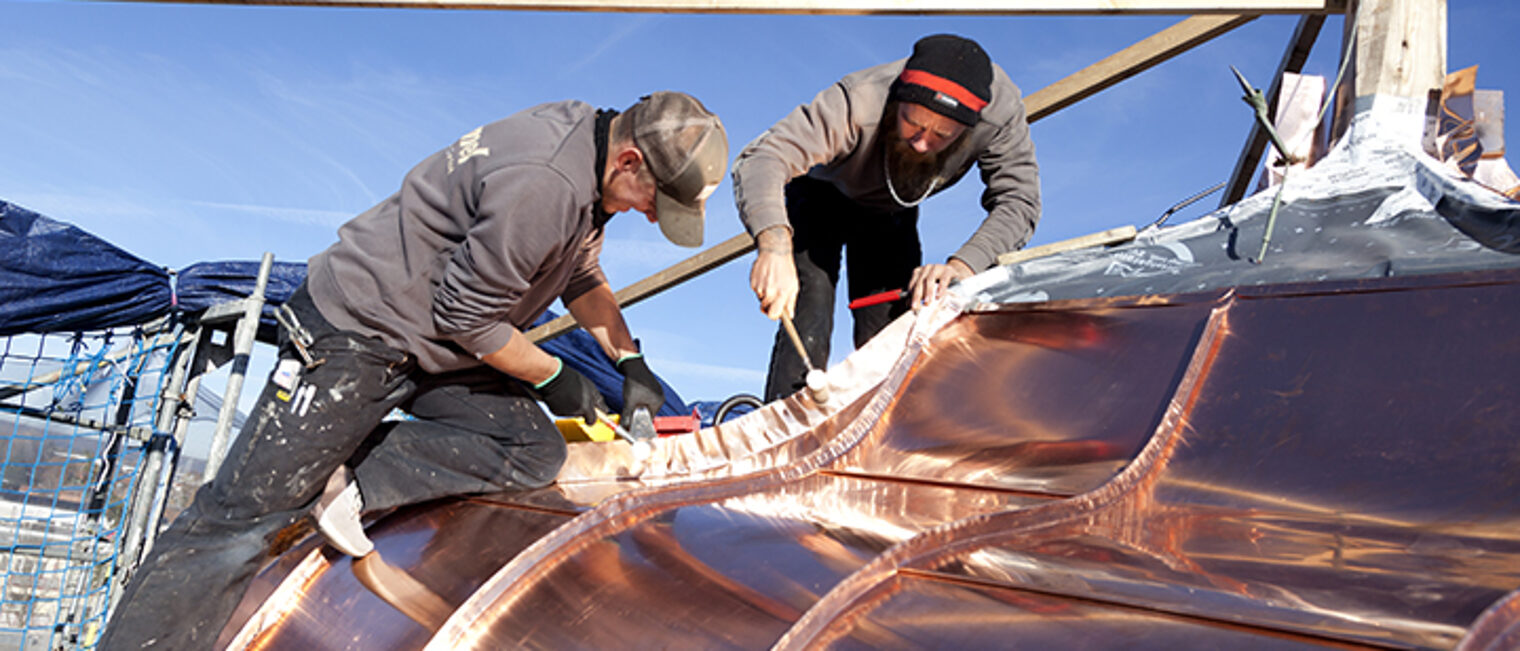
top-left (733, 34), bottom-right (1042, 401)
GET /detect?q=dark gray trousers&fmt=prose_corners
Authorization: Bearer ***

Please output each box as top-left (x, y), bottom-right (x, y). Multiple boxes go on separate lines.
top-left (100, 285), bottom-right (566, 649)
top-left (764, 177), bottom-right (920, 402)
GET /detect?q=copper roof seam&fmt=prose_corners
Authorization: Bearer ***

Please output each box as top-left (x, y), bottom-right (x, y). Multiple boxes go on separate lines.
top-left (894, 567), bottom-right (1384, 650)
top-left (770, 299), bottom-right (1233, 651)
top-left (1456, 587), bottom-right (1520, 651)
top-left (225, 547), bottom-right (332, 650)
top-left (422, 298), bottom-right (968, 650)
top-left (814, 469), bottom-right (1075, 501)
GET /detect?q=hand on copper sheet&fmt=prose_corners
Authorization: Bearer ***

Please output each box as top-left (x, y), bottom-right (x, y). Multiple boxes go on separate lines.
top-left (908, 259), bottom-right (973, 309)
top-left (751, 227), bottom-right (798, 320)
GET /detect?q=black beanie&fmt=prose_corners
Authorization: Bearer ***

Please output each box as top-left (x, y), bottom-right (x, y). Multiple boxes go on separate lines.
top-left (891, 34), bottom-right (992, 127)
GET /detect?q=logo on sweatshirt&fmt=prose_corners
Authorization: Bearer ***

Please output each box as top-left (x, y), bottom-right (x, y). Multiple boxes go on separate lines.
top-left (447, 126), bottom-right (491, 173)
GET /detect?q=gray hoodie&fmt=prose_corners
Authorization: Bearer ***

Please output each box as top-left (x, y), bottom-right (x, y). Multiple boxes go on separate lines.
top-left (306, 101), bottom-right (608, 373)
top-left (732, 58), bottom-right (1041, 272)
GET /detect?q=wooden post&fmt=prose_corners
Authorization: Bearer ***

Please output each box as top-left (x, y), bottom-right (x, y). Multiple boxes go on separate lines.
top-left (1329, 0), bottom-right (1446, 144)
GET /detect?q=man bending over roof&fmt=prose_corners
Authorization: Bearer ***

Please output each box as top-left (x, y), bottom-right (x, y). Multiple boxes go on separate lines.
top-left (733, 34), bottom-right (1041, 401)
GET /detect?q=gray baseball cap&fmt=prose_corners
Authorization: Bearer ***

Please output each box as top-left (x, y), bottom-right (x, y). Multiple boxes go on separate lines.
top-left (628, 91), bottom-right (728, 247)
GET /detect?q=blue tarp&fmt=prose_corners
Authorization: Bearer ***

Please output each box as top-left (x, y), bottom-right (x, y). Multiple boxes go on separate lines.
top-left (169, 262), bottom-right (696, 416)
top-left (1, 201), bottom-right (172, 336)
top-left (527, 310), bottom-right (691, 418)
top-left (176, 260), bottom-right (310, 342)
top-left (0, 200), bottom-right (722, 418)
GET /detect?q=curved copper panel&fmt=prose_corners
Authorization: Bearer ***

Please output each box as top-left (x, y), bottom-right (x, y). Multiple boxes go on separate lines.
top-left (231, 270), bottom-right (1520, 650)
top-left (228, 496), bottom-right (576, 649)
top-left (461, 474), bottom-right (1046, 649)
top-left (825, 573), bottom-right (1377, 650)
top-left (844, 296), bottom-right (1221, 495)
top-left (1459, 588), bottom-right (1520, 651)
top-left (805, 272), bottom-right (1520, 649)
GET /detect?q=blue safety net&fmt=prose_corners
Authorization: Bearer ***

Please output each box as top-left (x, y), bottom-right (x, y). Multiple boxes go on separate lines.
top-left (0, 327), bottom-right (182, 649)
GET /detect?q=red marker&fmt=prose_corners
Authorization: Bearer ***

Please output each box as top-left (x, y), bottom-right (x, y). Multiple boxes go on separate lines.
top-left (848, 289), bottom-right (906, 310)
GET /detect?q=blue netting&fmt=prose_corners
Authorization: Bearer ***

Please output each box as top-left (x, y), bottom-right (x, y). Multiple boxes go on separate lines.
top-left (0, 328), bottom-right (181, 649)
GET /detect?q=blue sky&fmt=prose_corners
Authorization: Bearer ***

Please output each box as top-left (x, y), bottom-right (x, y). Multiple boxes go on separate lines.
top-left (3, 1), bottom-right (1517, 409)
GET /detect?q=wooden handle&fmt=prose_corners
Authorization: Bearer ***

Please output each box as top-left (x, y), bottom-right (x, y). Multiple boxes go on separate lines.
top-left (780, 315), bottom-right (814, 370)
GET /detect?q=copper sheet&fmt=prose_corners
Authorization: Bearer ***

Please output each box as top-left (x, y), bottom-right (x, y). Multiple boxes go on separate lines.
top-left (843, 295), bottom-right (1221, 495)
top-left (231, 271), bottom-right (1520, 650)
top-left (227, 498), bottom-right (573, 649)
top-left (457, 474), bottom-right (1045, 649)
top-left (827, 572), bottom-right (1376, 650)
top-left (795, 272), bottom-right (1520, 649)
top-left (550, 302), bottom-right (939, 493)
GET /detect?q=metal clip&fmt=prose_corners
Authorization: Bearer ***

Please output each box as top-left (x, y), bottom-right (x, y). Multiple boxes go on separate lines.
top-left (274, 304), bottom-right (321, 369)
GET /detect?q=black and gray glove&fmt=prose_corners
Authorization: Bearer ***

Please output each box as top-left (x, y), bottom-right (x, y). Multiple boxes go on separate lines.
top-left (534, 358), bottom-right (606, 425)
top-left (616, 354), bottom-right (664, 423)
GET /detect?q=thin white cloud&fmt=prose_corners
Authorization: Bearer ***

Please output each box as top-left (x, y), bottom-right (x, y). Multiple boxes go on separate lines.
top-left (657, 358), bottom-right (766, 385)
top-left (4, 190), bottom-right (161, 222)
top-left (596, 235), bottom-right (694, 281)
top-left (565, 15), bottom-right (661, 76)
top-left (180, 199), bottom-right (354, 228)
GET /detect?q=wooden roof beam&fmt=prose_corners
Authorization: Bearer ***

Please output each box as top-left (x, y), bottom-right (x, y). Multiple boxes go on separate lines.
top-left (1025, 13), bottom-right (1258, 122)
top-left (530, 13), bottom-right (1261, 341)
top-left (131, 0), bottom-right (1347, 14)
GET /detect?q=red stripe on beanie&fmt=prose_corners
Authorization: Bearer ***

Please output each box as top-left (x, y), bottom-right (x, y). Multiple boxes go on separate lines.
top-left (899, 69), bottom-right (988, 112)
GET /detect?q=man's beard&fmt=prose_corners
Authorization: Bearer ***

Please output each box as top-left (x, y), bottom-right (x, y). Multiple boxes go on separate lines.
top-left (883, 116), bottom-right (966, 207)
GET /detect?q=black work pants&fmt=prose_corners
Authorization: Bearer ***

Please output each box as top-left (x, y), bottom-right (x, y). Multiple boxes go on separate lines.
top-left (101, 284), bottom-right (566, 649)
top-left (763, 177), bottom-right (920, 402)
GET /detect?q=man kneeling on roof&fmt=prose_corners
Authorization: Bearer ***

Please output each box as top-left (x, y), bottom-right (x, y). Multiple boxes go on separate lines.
top-left (102, 91), bottom-right (728, 649)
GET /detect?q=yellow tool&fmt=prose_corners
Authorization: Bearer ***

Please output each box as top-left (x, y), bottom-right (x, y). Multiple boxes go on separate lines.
top-left (556, 413), bottom-right (619, 442)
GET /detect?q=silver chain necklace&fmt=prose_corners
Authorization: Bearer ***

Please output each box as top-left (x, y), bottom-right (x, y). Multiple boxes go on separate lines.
top-left (885, 165), bottom-right (938, 208)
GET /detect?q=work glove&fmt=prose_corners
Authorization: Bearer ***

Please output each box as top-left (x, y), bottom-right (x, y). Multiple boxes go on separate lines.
top-left (616, 353), bottom-right (665, 423)
top-left (533, 358), bottom-right (606, 425)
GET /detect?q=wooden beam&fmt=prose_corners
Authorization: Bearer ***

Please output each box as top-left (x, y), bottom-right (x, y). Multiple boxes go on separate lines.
top-left (1329, 0), bottom-right (1447, 142)
top-left (1348, 0), bottom-right (1446, 99)
top-left (126, 0), bottom-right (1347, 14)
top-left (995, 225), bottom-right (1138, 266)
top-left (1219, 14), bottom-right (1326, 207)
top-left (1024, 14), bottom-right (1259, 123)
top-left (526, 232), bottom-right (756, 342)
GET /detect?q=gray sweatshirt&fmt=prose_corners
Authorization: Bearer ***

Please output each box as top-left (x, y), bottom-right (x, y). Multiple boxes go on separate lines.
top-left (732, 58), bottom-right (1041, 272)
top-left (307, 101), bottom-right (608, 374)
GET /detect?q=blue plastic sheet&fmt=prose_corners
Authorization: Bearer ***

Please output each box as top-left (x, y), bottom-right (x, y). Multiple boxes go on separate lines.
top-left (0, 201), bottom-right (172, 336)
top-left (176, 260), bottom-right (310, 342)
top-left (0, 201), bottom-right (740, 416)
top-left (527, 310), bottom-right (691, 418)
